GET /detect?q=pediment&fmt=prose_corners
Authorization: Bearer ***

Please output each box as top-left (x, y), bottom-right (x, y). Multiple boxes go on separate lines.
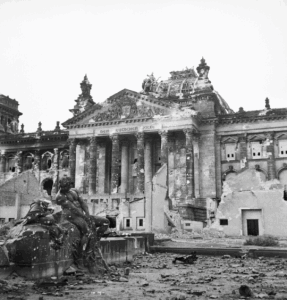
top-left (64, 89), bottom-right (175, 127)
top-left (221, 136), bottom-right (238, 144)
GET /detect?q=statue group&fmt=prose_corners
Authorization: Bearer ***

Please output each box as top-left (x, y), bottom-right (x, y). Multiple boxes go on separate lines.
top-left (5, 175), bottom-right (111, 274)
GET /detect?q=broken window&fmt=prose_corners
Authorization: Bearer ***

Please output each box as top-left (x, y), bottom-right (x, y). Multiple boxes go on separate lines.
top-left (279, 140), bottom-right (287, 157)
top-left (251, 142), bottom-right (262, 159)
top-left (284, 185), bottom-right (287, 201)
top-left (137, 217), bottom-right (145, 229)
top-left (220, 219), bottom-right (228, 225)
top-left (23, 153), bottom-right (33, 170)
top-left (124, 218), bottom-right (132, 229)
top-left (41, 151), bottom-right (53, 170)
top-left (225, 144), bottom-right (236, 160)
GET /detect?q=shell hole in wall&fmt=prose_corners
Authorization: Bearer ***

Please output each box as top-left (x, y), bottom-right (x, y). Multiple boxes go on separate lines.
top-left (43, 179), bottom-right (53, 196)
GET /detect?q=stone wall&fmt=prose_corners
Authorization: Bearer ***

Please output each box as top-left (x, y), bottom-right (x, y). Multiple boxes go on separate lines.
top-left (199, 128), bottom-right (217, 198)
top-left (212, 168), bottom-right (287, 237)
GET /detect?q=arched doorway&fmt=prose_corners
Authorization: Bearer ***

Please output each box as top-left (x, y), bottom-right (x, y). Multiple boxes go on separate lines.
top-left (43, 178), bottom-right (53, 196)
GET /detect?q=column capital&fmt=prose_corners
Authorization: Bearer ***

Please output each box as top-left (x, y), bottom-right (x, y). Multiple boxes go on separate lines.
top-left (68, 138), bottom-right (77, 146)
top-left (89, 136), bottom-right (97, 145)
top-left (159, 130), bottom-right (168, 138)
top-left (110, 133), bottom-right (119, 142)
top-left (265, 131), bottom-right (275, 141)
top-left (135, 132), bottom-right (144, 141)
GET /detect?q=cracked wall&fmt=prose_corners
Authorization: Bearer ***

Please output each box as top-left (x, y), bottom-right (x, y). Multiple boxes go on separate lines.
top-left (211, 168), bottom-right (287, 237)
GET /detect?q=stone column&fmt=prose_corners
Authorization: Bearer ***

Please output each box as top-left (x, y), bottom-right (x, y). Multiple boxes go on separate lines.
top-left (266, 132), bottom-right (276, 180)
top-left (34, 150), bottom-right (40, 171)
top-left (68, 139), bottom-right (77, 185)
top-left (215, 135), bottom-right (222, 199)
top-left (15, 151), bottom-right (22, 174)
top-left (0, 155), bottom-right (6, 173)
top-left (159, 131), bottom-right (168, 165)
top-left (88, 137), bottom-right (97, 195)
top-left (110, 134), bottom-right (120, 194)
top-left (120, 140), bottom-right (129, 194)
top-left (136, 132), bottom-right (145, 194)
top-left (144, 138), bottom-right (153, 184)
top-left (52, 148), bottom-right (59, 194)
top-left (184, 129), bottom-right (195, 200)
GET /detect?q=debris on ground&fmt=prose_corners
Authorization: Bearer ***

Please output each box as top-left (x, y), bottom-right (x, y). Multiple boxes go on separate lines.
top-left (2, 253), bottom-right (287, 299)
top-left (172, 252), bottom-right (198, 264)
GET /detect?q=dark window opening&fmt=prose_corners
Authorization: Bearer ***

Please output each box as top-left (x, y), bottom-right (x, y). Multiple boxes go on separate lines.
top-left (220, 219), bottom-right (228, 225)
top-left (139, 219), bottom-right (143, 226)
top-left (281, 151), bottom-right (284, 154)
top-left (227, 154), bottom-right (230, 158)
top-left (257, 152), bottom-right (260, 156)
top-left (0, 218), bottom-right (5, 224)
top-left (9, 218), bottom-right (15, 222)
top-left (47, 159), bottom-right (52, 169)
top-left (253, 153), bottom-right (256, 156)
top-left (10, 166), bottom-right (15, 172)
top-left (185, 223), bottom-right (191, 226)
top-left (43, 179), bottom-right (53, 196)
top-left (247, 219), bottom-right (259, 236)
top-left (284, 188), bottom-right (287, 201)
top-left (126, 219), bottom-right (131, 228)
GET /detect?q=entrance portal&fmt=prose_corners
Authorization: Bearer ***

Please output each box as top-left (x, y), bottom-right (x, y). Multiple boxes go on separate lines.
top-left (242, 209), bottom-right (262, 236)
top-left (247, 219), bottom-right (259, 236)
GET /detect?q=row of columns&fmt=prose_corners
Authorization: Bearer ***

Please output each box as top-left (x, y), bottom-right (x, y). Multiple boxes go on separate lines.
top-left (69, 129), bottom-right (196, 198)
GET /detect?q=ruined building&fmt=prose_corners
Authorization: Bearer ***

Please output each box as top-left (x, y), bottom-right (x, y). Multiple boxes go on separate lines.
top-left (1, 59), bottom-right (287, 236)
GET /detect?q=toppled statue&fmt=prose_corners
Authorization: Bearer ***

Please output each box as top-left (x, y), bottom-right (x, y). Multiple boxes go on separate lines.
top-left (56, 175), bottom-right (110, 272)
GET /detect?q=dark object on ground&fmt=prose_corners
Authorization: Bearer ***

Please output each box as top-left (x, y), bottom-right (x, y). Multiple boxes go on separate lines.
top-left (172, 251), bottom-right (197, 264)
top-left (239, 285), bottom-right (253, 297)
top-left (36, 277), bottom-right (68, 288)
top-left (244, 235), bottom-right (279, 247)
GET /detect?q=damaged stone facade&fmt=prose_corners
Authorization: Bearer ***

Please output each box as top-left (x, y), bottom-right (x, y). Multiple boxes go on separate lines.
top-left (1, 60), bottom-right (287, 236)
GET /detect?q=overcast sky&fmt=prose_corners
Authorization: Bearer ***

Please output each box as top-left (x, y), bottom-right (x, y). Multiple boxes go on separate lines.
top-left (0, 0), bottom-right (287, 132)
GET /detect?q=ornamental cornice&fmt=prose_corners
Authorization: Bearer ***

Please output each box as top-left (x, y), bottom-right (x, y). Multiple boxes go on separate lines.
top-left (218, 114), bottom-right (287, 125)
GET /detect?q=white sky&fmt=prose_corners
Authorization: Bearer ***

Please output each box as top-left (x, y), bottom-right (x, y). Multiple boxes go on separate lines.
top-left (0, 0), bottom-right (287, 132)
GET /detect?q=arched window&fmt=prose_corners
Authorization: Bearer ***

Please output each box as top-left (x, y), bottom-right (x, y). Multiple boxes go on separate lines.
top-left (41, 151), bottom-right (53, 171)
top-left (23, 153), bottom-right (34, 171)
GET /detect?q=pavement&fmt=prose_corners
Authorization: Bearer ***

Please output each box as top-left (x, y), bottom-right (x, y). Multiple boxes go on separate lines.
top-left (151, 238), bottom-right (287, 258)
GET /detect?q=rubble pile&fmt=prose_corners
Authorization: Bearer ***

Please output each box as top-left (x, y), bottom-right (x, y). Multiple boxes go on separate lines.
top-left (2, 252), bottom-right (287, 299)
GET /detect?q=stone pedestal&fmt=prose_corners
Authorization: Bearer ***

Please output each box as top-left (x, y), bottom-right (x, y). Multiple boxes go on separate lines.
top-left (136, 133), bottom-right (145, 193)
top-left (68, 139), bottom-right (77, 185)
top-left (184, 129), bottom-right (195, 200)
top-left (89, 137), bottom-right (97, 195)
top-left (110, 134), bottom-right (120, 194)
top-left (120, 140), bottom-right (129, 194)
